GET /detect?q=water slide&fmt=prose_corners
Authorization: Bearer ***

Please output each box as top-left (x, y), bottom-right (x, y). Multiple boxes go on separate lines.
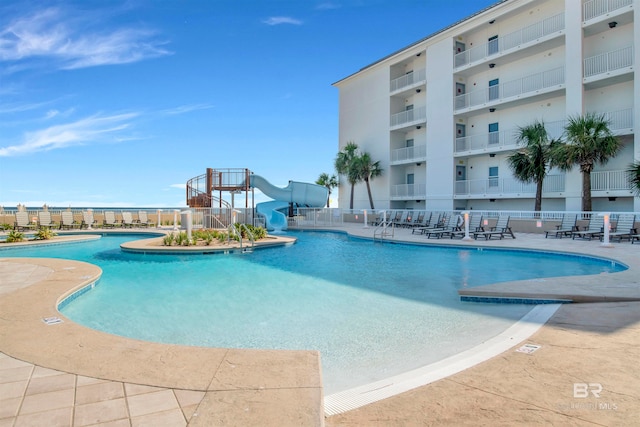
top-left (250, 175), bottom-right (328, 231)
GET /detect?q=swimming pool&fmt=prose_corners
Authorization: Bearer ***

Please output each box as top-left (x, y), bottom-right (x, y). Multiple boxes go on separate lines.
top-left (0, 231), bottom-right (625, 393)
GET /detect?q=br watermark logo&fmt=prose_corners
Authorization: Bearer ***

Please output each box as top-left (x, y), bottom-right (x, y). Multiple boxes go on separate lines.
top-left (556, 383), bottom-right (618, 411)
top-left (573, 382), bottom-right (602, 398)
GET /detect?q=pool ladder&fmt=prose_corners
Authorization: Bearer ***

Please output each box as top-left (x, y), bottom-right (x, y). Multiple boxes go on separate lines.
top-left (227, 223), bottom-right (255, 252)
top-left (373, 220), bottom-right (395, 241)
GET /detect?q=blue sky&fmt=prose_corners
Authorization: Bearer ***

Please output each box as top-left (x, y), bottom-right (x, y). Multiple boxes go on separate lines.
top-left (0, 0), bottom-right (497, 208)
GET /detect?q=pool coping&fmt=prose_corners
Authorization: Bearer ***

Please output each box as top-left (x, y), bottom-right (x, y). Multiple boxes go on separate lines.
top-left (1, 226), bottom-right (639, 424)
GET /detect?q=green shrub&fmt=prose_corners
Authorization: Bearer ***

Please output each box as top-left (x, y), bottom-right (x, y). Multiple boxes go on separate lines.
top-left (34, 228), bottom-right (57, 240)
top-left (1, 223), bottom-right (12, 231)
top-left (5, 230), bottom-right (25, 243)
top-left (162, 232), bottom-right (175, 246)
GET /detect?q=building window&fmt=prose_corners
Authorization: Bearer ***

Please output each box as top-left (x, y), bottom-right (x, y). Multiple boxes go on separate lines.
top-left (488, 122), bottom-right (499, 145)
top-left (406, 139), bottom-right (414, 148)
top-left (489, 166), bottom-right (499, 187)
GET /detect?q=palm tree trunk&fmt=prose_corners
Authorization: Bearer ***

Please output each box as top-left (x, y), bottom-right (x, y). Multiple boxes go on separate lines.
top-left (582, 171), bottom-right (592, 211)
top-left (365, 178), bottom-right (375, 209)
top-left (326, 192), bottom-right (330, 208)
top-left (350, 184), bottom-right (355, 210)
top-left (535, 181), bottom-right (543, 212)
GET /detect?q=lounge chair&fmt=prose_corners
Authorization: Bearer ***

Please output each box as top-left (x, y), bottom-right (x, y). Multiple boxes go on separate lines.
top-left (424, 214), bottom-right (459, 239)
top-left (81, 211), bottom-right (97, 229)
top-left (138, 211), bottom-right (156, 227)
top-left (401, 211), bottom-right (419, 228)
top-left (103, 211), bottom-right (122, 228)
top-left (121, 212), bottom-right (136, 228)
top-left (14, 211), bottom-right (37, 231)
top-left (59, 211), bottom-right (80, 229)
top-left (571, 215), bottom-right (604, 240)
top-left (413, 212), bottom-right (444, 235)
top-left (37, 211), bottom-right (56, 229)
top-left (390, 211), bottom-right (406, 227)
top-left (450, 214), bottom-right (483, 239)
top-left (373, 211), bottom-right (392, 226)
top-left (474, 216), bottom-right (515, 240)
top-left (607, 214), bottom-right (636, 242)
top-left (544, 214), bottom-right (577, 238)
top-left (410, 211), bottom-right (431, 228)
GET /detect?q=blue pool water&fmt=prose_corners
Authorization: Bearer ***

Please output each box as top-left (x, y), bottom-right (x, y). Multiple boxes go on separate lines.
top-left (1, 231), bottom-right (625, 393)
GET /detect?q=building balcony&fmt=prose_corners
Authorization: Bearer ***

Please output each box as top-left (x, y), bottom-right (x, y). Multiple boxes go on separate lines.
top-left (454, 108), bottom-right (633, 156)
top-left (454, 174), bottom-right (565, 198)
top-left (454, 119), bottom-right (566, 156)
top-left (583, 0), bottom-right (634, 36)
top-left (584, 0), bottom-right (633, 22)
top-left (390, 68), bottom-right (426, 95)
top-left (583, 45), bottom-right (634, 88)
top-left (391, 183), bottom-right (427, 200)
top-left (454, 67), bottom-right (565, 115)
top-left (390, 144), bottom-right (427, 165)
top-left (390, 105), bottom-right (427, 131)
top-left (453, 12), bottom-right (565, 72)
top-left (591, 170), bottom-right (635, 195)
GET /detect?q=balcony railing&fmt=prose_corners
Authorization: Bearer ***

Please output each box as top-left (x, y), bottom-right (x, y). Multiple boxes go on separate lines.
top-left (583, 0), bottom-right (633, 21)
top-left (454, 109), bottom-right (632, 155)
top-left (390, 68), bottom-right (426, 92)
top-left (454, 13), bottom-right (564, 68)
top-left (391, 183), bottom-right (427, 199)
top-left (391, 144), bottom-right (427, 163)
top-left (455, 67), bottom-right (565, 111)
top-left (390, 105), bottom-right (427, 127)
top-left (591, 170), bottom-right (632, 191)
top-left (604, 108), bottom-right (634, 132)
top-left (584, 45), bottom-right (634, 78)
top-left (455, 119), bottom-right (566, 154)
top-left (454, 174), bottom-right (565, 196)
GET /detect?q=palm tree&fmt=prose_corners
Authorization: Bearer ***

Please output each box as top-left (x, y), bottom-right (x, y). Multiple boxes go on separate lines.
top-left (334, 142), bottom-right (360, 209)
top-left (507, 120), bottom-right (561, 212)
top-left (315, 173), bottom-right (338, 207)
top-left (551, 112), bottom-right (621, 211)
top-left (355, 152), bottom-right (383, 209)
top-left (627, 161), bottom-right (640, 196)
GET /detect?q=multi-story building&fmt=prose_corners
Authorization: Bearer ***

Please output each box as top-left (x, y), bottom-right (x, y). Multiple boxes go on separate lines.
top-left (333, 0), bottom-right (639, 212)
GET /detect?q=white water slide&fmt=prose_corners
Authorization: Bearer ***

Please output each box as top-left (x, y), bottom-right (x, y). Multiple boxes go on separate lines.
top-left (250, 175), bottom-right (328, 231)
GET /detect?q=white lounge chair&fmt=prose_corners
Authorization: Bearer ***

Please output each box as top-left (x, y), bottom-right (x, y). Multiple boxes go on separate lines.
top-left (60, 211), bottom-right (80, 229)
top-left (81, 211), bottom-right (97, 229)
top-left (138, 211), bottom-right (156, 227)
top-left (103, 211), bottom-right (122, 228)
top-left (37, 211), bottom-right (55, 229)
top-left (14, 211), bottom-right (37, 231)
top-left (544, 214), bottom-right (578, 238)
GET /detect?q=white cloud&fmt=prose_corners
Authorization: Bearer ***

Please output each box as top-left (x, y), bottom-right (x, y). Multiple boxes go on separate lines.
top-left (0, 112), bottom-right (138, 157)
top-left (315, 2), bottom-right (341, 10)
top-left (160, 104), bottom-right (213, 116)
top-left (0, 8), bottom-right (171, 70)
top-left (170, 184), bottom-right (186, 190)
top-left (262, 16), bottom-right (303, 26)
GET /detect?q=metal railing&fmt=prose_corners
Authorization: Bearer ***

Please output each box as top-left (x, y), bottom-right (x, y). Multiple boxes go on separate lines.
top-left (390, 68), bottom-right (426, 92)
top-left (454, 108), bottom-right (633, 154)
top-left (391, 183), bottom-right (427, 199)
top-left (454, 174), bottom-right (566, 196)
top-left (390, 105), bottom-right (426, 127)
top-left (454, 13), bottom-right (564, 68)
top-left (583, 0), bottom-right (633, 21)
top-left (391, 144), bottom-right (427, 163)
top-left (591, 170), bottom-right (632, 191)
top-left (584, 45), bottom-right (634, 78)
top-left (455, 67), bottom-right (565, 111)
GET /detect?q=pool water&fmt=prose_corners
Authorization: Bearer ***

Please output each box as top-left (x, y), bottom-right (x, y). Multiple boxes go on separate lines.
top-left (1, 231), bottom-right (625, 393)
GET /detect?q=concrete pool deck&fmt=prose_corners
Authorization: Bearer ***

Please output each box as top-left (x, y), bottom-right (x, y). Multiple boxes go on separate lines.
top-left (0, 226), bottom-right (639, 425)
